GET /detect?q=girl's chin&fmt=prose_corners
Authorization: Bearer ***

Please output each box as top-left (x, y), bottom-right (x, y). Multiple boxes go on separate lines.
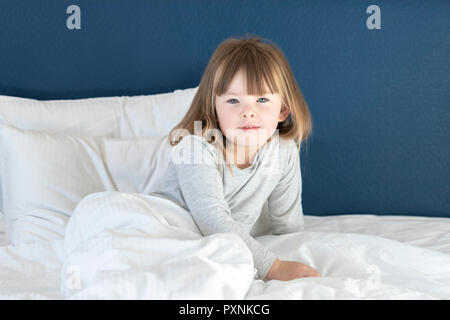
top-left (223, 128), bottom-right (274, 147)
top-left (229, 136), bottom-right (269, 148)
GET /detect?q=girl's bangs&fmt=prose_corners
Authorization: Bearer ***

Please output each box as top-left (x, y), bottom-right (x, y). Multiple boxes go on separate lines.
top-left (214, 52), bottom-right (281, 97)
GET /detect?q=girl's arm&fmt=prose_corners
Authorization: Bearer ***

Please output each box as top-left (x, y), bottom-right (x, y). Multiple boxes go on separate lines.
top-left (267, 140), bottom-right (304, 235)
top-left (264, 143), bottom-right (321, 280)
top-left (171, 135), bottom-right (278, 279)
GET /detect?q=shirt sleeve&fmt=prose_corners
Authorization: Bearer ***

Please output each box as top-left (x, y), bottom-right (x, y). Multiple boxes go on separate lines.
top-left (171, 135), bottom-right (278, 279)
top-left (267, 140), bottom-right (304, 235)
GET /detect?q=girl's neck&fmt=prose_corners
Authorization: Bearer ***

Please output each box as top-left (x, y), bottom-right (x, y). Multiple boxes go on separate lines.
top-left (225, 143), bottom-right (260, 169)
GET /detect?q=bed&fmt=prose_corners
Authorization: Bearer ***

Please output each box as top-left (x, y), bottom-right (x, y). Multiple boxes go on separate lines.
top-left (0, 1), bottom-right (449, 300)
top-left (1, 209), bottom-right (449, 299)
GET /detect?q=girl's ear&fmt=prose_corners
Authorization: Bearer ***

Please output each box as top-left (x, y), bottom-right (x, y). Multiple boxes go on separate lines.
top-left (278, 105), bottom-right (291, 122)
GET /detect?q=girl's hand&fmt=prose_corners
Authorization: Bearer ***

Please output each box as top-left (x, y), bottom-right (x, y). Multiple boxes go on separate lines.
top-left (265, 258), bottom-right (321, 281)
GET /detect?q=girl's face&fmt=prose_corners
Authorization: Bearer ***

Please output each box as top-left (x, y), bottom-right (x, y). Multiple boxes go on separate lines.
top-left (215, 69), bottom-right (290, 148)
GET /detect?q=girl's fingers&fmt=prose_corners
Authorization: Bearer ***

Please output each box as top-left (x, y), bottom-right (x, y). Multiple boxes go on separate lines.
top-left (309, 268), bottom-right (320, 277)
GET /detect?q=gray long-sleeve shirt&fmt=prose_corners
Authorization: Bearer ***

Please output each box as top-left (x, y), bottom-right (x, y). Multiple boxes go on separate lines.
top-left (151, 133), bottom-right (304, 279)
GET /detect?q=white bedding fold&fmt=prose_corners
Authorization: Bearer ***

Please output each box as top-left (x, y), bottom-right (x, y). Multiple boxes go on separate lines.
top-left (60, 192), bottom-right (255, 299)
top-left (246, 231), bottom-right (450, 299)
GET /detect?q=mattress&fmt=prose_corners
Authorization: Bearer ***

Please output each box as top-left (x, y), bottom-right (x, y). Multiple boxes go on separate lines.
top-left (1, 207), bottom-right (449, 300)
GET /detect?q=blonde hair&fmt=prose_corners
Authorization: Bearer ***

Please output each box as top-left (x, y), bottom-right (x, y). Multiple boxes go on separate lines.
top-left (168, 34), bottom-right (312, 174)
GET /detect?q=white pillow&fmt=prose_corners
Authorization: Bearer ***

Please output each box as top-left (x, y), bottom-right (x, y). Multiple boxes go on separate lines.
top-left (0, 124), bottom-right (115, 245)
top-left (0, 86), bottom-right (197, 137)
top-left (0, 87), bottom-right (198, 214)
top-left (121, 88), bottom-right (197, 138)
top-left (0, 94), bottom-right (123, 136)
top-left (102, 135), bottom-right (174, 194)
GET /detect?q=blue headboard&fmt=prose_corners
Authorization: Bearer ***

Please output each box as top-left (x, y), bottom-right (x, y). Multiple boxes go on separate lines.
top-left (0, 0), bottom-right (448, 217)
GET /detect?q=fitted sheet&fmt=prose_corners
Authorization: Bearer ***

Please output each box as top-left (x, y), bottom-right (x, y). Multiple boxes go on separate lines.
top-left (0, 213), bottom-right (449, 299)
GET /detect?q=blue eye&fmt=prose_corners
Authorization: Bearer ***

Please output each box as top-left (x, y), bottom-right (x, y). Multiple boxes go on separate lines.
top-left (226, 97), bottom-right (269, 104)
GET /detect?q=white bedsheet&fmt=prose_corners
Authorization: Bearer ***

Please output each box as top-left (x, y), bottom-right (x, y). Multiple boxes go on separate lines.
top-left (0, 193), bottom-right (449, 300)
top-left (0, 212), bottom-right (7, 247)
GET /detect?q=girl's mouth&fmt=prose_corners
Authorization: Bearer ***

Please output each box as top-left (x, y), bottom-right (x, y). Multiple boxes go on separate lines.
top-left (239, 126), bottom-right (260, 131)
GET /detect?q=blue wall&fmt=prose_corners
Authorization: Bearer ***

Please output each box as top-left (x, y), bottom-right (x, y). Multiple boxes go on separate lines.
top-left (0, 0), bottom-right (449, 217)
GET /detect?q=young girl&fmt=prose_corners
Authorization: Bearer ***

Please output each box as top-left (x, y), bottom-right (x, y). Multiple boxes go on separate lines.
top-left (154, 35), bottom-right (320, 281)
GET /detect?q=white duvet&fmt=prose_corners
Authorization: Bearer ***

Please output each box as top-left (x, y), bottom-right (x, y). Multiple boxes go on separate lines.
top-left (0, 192), bottom-right (449, 299)
top-left (60, 192), bottom-right (255, 299)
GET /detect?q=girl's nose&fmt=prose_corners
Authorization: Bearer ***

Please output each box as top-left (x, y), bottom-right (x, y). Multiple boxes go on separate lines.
top-left (241, 107), bottom-right (256, 119)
